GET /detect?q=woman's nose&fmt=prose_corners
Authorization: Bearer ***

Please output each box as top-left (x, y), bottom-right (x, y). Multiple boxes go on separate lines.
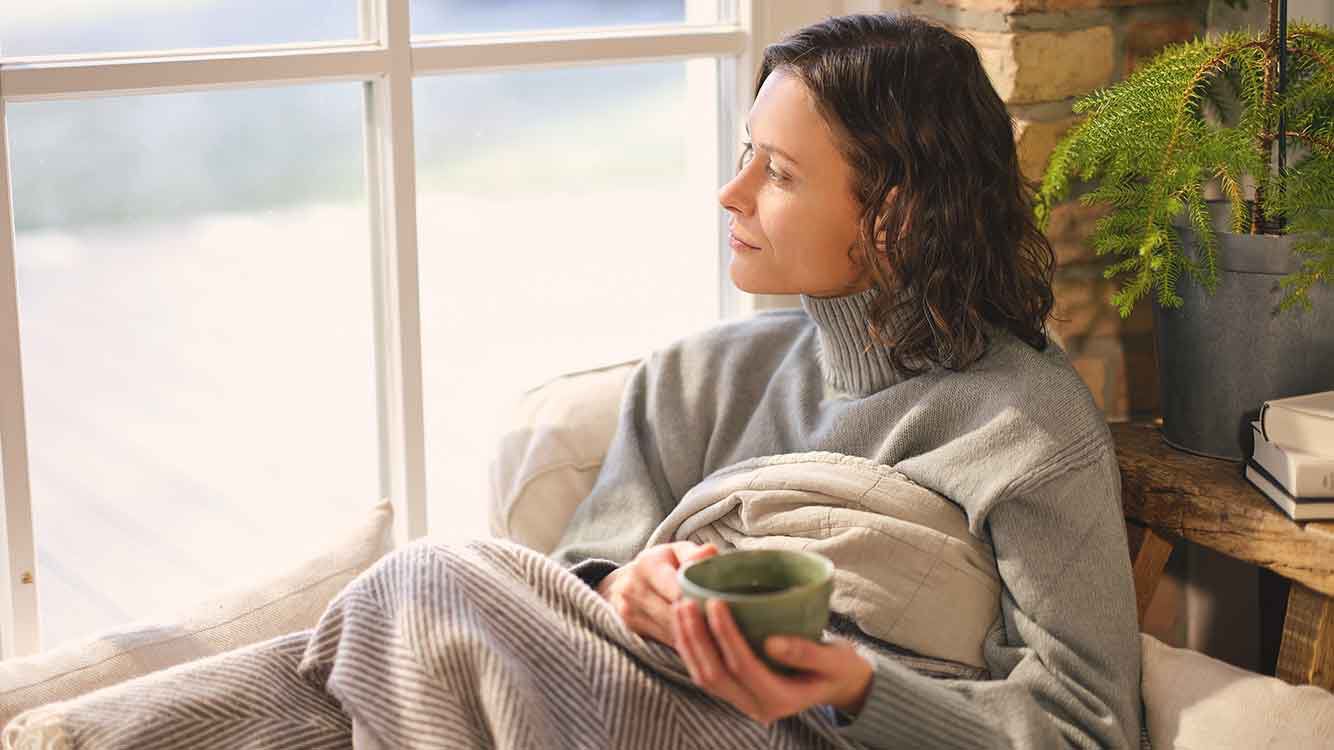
top-left (717, 170), bottom-right (754, 217)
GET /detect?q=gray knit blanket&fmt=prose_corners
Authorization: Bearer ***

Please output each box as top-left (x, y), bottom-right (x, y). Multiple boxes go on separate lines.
top-left (4, 541), bottom-right (877, 749)
top-left (300, 539), bottom-right (861, 749)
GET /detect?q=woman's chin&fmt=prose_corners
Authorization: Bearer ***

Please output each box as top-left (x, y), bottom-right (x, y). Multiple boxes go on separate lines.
top-left (729, 263), bottom-right (787, 296)
top-left (729, 274), bottom-right (783, 297)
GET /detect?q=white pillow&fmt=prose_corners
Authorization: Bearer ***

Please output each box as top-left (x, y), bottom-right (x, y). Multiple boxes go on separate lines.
top-left (1141, 633), bottom-right (1334, 749)
top-left (0, 498), bottom-right (394, 729)
top-left (489, 360), bottom-right (638, 553)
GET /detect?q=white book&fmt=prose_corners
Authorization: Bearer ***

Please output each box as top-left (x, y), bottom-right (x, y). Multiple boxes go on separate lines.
top-left (1251, 421), bottom-right (1334, 498)
top-left (1259, 390), bottom-right (1334, 457)
top-left (1246, 463), bottom-right (1334, 521)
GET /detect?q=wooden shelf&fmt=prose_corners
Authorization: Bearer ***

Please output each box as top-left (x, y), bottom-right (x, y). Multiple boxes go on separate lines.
top-left (1113, 421), bottom-right (1334, 687)
top-left (1112, 421), bottom-right (1334, 599)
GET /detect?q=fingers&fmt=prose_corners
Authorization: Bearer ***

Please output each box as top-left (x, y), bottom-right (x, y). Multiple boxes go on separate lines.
top-left (674, 601), bottom-right (761, 720)
top-left (764, 636), bottom-right (875, 715)
top-left (621, 615), bottom-right (668, 645)
top-left (633, 590), bottom-right (676, 645)
top-left (763, 636), bottom-right (853, 677)
top-left (622, 599), bottom-right (675, 645)
top-left (704, 600), bottom-right (785, 695)
top-left (642, 542), bottom-right (718, 605)
top-left (608, 572), bottom-right (676, 645)
top-left (679, 542), bottom-right (719, 563)
top-left (673, 601), bottom-right (705, 680)
top-left (606, 542), bottom-right (717, 644)
top-left (641, 547), bottom-right (685, 602)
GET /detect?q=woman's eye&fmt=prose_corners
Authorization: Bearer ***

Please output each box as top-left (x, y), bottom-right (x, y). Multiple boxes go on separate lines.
top-left (737, 141), bottom-right (786, 183)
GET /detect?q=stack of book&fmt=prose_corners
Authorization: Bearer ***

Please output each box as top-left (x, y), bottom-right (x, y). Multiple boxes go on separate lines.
top-left (1247, 390), bottom-right (1334, 521)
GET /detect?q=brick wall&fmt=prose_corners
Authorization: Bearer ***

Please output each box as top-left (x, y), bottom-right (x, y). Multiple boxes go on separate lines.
top-left (887, 0), bottom-right (1209, 419)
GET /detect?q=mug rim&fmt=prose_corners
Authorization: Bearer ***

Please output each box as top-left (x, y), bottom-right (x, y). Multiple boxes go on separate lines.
top-left (677, 548), bottom-right (833, 602)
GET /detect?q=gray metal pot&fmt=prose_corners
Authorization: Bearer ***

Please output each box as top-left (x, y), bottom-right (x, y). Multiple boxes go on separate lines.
top-left (1154, 202), bottom-right (1334, 461)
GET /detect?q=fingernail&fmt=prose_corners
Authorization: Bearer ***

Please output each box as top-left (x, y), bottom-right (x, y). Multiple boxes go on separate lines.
top-left (768, 637), bottom-right (791, 657)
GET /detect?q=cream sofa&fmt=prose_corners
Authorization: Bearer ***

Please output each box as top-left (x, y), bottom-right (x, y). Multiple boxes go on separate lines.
top-left (3, 360), bottom-right (1333, 749)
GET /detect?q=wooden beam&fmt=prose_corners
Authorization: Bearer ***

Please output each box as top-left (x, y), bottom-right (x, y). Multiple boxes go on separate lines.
top-left (1126, 521), bottom-right (1175, 627)
top-left (1275, 583), bottom-right (1334, 690)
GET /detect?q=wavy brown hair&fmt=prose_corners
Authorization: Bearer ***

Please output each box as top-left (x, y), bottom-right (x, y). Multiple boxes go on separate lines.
top-left (758, 13), bottom-right (1055, 373)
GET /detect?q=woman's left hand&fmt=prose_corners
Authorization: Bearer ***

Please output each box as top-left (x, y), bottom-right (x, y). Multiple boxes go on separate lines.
top-left (671, 598), bottom-right (873, 726)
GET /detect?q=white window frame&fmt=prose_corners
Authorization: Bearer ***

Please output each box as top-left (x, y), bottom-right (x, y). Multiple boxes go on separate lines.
top-left (0, 0), bottom-right (869, 659)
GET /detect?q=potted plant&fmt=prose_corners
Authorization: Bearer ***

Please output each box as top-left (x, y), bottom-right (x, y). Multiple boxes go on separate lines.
top-left (1035, 0), bottom-right (1334, 461)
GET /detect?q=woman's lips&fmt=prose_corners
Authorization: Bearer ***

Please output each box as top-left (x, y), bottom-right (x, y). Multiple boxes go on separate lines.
top-left (729, 233), bottom-right (761, 251)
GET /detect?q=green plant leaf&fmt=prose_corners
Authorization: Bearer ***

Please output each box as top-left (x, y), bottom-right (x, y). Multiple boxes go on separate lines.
top-left (1037, 22), bottom-right (1333, 315)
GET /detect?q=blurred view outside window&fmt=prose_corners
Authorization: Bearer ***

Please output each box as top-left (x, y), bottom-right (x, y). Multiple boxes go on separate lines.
top-left (412, 0), bottom-right (710, 35)
top-left (1, 0), bottom-right (722, 648)
top-left (0, 0), bottom-right (361, 57)
top-left (415, 60), bottom-right (719, 542)
top-left (8, 85), bottom-right (377, 649)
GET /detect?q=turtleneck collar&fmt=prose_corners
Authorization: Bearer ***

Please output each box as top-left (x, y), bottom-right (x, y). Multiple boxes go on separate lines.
top-left (800, 286), bottom-right (918, 397)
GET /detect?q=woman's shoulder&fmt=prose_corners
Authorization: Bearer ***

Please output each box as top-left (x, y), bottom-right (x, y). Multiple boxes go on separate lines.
top-left (895, 331), bottom-right (1115, 524)
top-left (931, 329), bottom-right (1111, 454)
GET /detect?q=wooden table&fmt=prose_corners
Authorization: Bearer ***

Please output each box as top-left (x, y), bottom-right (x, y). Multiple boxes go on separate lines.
top-left (1112, 421), bottom-right (1334, 689)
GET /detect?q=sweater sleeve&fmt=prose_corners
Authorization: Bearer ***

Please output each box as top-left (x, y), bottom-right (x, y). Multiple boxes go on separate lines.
top-left (549, 354), bottom-right (688, 586)
top-left (839, 438), bottom-right (1143, 750)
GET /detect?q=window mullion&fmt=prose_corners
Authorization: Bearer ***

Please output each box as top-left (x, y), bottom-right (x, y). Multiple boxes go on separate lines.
top-left (0, 45), bottom-right (391, 102)
top-left (719, 0), bottom-right (757, 319)
top-left (409, 26), bottom-right (744, 76)
top-left (367, 0), bottom-right (428, 547)
top-left (0, 88), bottom-right (41, 659)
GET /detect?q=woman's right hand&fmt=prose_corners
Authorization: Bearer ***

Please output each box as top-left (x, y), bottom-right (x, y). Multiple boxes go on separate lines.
top-left (597, 542), bottom-right (718, 646)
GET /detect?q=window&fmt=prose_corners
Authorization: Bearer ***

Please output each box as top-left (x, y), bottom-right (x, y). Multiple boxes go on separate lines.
top-left (0, 0), bottom-right (776, 657)
top-left (414, 60), bottom-right (721, 541)
top-left (8, 85), bottom-right (378, 649)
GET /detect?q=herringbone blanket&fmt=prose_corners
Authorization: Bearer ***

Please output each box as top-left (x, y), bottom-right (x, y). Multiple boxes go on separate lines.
top-left (1, 630), bottom-right (349, 749)
top-left (299, 538), bottom-right (863, 749)
top-left (4, 539), bottom-right (987, 749)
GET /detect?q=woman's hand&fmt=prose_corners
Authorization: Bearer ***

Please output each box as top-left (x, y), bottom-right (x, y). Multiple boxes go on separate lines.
top-left (672, 598), bottom-right (873, 725)
top-left (597, 542), bottom-right (718, 646)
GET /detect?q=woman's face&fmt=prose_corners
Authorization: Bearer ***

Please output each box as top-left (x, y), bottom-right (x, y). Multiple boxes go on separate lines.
top-left (718, 68), bottom-right (871, 298)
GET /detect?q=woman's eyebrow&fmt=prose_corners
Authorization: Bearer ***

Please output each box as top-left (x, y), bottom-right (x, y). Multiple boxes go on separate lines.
top-left (758, 142), bottom-right (800, 166)
top-left (745, 123), bottom-right (801, 166)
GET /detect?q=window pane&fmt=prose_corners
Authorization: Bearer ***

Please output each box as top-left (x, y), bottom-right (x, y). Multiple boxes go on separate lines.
top-left (1, 0), bottom-right (360, 58)
top-left (411, 0), bottom-right (723, 36)
top-left (9, 84), bottom-right (377, 649)
top-left (414, 60), bottom-right (720, 544)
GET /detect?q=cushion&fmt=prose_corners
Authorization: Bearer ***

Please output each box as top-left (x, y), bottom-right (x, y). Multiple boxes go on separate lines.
top-left (0, 498), bottom-right (393, 729)
top-left (488, 360), bottom-right (638, 553)
top-left (1141, 633), bottom-right (1334, 749)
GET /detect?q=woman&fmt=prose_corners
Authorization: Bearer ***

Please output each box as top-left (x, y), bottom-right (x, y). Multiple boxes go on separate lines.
top-left (0, 12), bottom-right (1141, 750)
top-left (553, 12), bottom-right (1143, 749)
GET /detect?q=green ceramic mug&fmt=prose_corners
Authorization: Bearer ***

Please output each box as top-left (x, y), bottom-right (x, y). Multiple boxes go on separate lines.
top-left (677, 549), bottom-right (834, 672)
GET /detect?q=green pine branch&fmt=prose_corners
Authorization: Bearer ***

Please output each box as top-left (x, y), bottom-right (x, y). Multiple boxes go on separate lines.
top-left (1035, 21), bottom-right (1334, 317)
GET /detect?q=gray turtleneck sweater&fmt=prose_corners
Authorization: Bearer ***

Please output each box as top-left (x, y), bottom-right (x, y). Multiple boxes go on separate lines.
top-left (551, 288), bottom-right (1142, 750)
